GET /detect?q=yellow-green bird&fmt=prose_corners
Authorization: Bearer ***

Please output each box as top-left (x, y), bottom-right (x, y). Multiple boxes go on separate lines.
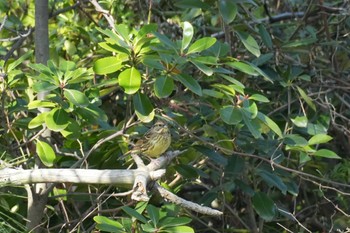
top-left (132, 120), bottom-right (171, 158)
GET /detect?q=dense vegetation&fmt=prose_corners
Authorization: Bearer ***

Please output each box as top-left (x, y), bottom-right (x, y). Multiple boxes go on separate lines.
top-left (0, 0), bottom-right (349, 232)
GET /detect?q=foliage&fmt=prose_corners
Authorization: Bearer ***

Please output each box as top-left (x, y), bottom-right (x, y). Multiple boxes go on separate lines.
top-left (1, 0), bottom-right (350, 232)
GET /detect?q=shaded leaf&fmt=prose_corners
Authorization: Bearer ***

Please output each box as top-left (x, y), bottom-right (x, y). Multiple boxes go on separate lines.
top-left (219, 0), bottom-right (237, 23)
top-left (220, 106), bottom-right (242, 125)
top-left (175, 74), bottom-right (202, 96)
top-left (252, 192), bottom-right (276, 221)
top-left (154, 76), bottom-right (174, 98)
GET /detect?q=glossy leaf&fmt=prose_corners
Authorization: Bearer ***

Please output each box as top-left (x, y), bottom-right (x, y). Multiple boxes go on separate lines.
top-left (45, 108), bottom-right (70, 132)
top-left (236, 30), bottom-right (261, 57)
top-left (93, 57), bottom-right (123, 75)
top-left (175, 74), bottom-right (202, 96)
top-left (256, 112), bottom-right (283, 138)
top-left (187, 37), bottom-right (216, 54)
top-left (165, 226), bottom-right (194, 233)
top-left (154, 76), bottom-right (174, 98)
top-left (118, 67), bottom-right (141, 94)
top-left (190, 60), bottom-right (213, 76)
top-left (64, 89), bottom-right (90, 107)
top-left (308, 134), bottom-right (332, 145)
top-left (226, 61), bottom-right (258, 76)
top-left (312, 149), bottom-right (341, 159)
top-left (284, 134), bottom-right (308, 146)
top-left (249, 94), bottom-right (269, 103)
top-left (27, 100), bottom-right (56, 109)
top-left (181, 21), bottom-right (193, 52)
top-left (252, 192), bottom-right (276, 221)
top-left (94, 216), bottom-right (124, 232)
top-left (219, 0), bottom-right (237, 23)
top-left (220, 106), bottom-right (242, 125)
top-left (28, 112), bottom-right (48, 129)
top-left (133, 92), bottom-right (154, 122)
top-left (36, 140), bottom-right (56, 167)
top-left (291, 116), bottom-right (308, 128)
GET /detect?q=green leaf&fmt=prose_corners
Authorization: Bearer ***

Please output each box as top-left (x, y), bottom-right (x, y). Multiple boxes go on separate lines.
top-left (308, 134), bottom-right (332, 145)
top-left (159, 217), bottom-right (192, 227)
top-left (28, 112), bottom-right (48, 129)
top-left (32, 81), bottom-right (58, 92)
top-left (187, 37), bottom-right (216, 54)
top-left (284, 134), bottom-right (308, 146)
top-left (181, 21), bottom-right (193, 52)
top-left (118, 67), bottom-right (141, 94)
top-left (257, 170), bottom-right (288, 194)
top-left (98, 42), bottom-right (130, 55)
top-left (147, 205), bottom-right (160, 227)
top-left (133, 92), bottom-right (154, 123)
top-left (220, 106), bottom-right (242, 125)
top-left (122, 206), bottom-right (148, 223)
top-left (93, 57), bottom-right (123, 75)
top-left (45, 108), bottom-right (70, 132)
top-left (296, 86), bottom-right (316, 111)
top-left (7, 51), bottom-right (33, 72)
top-left (226, 61), bottom-right (258, 76)
top-left (164, 226), bottom-right (194, 233)
top-left (94, 216), bottom-right (124, 232)
top-left (312, 149), bottom-right (341, 159)
top-left (190, 60), bottom-right (213, 76)
top-left (249, 94), bottom-right (269, 103)
top-left (241, 110), bottom-right (261, 138)
top-left (27, 100), bottom-right (56, 109)
top-left (252, 192), bottom-right (276, 221)
top-left (154, 76), bottom-right (174, 98)
top-left (175, 74), bottom-right (202, 96)
top-left (258, 24), bottom-right (272, 49)
top-left (282, 38), bottom-right (317, 48)
top-left (115, 24), bottom-right (130, 43)
top-left (153, 32), bottom-right (177, 52)
top-left (36, 140), bottom-right (56, 167)
top-left (64, 89), bottom-right (90, 107)
top-left (291, 116), bottom-right (308, 128)
top-left (173, 164), bottom-right (198, 179)
top-left (194, 146), bottom-right (228, 166)
top-left (236, 30), bottom-right (261, 57)
top-left (256, 112), bottom-right (283, 138)
top-left (219, 0), bottom-right (237, 23)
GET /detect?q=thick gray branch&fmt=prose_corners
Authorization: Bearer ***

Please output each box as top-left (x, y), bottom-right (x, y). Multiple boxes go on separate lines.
top-left (0, 168), bottom-right (140, 186)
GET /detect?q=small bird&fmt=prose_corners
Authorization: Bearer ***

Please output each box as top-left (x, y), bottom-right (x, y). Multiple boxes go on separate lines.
top-left (132, 120), bottom-right (171, 158)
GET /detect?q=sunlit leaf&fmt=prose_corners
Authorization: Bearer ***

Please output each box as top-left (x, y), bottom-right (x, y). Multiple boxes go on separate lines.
top-left (312, 149), bottom-right (341, 159)
top-left (118, 67), bottom-right (141, 94)
top-left (187, 37), bottom-right (216, 54)
top-left (181, 21), bottom-right (193, 52)
top-left (36, 140), bottom-right (56, 167)
top-left (93, 57), bottom-right (124, 75)
top-left (64, 89), bottom-right (90, 107)
top-left (308, 134), bottom-right (332, 145)
top-left (236, 30), bottom-right (261, 57)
